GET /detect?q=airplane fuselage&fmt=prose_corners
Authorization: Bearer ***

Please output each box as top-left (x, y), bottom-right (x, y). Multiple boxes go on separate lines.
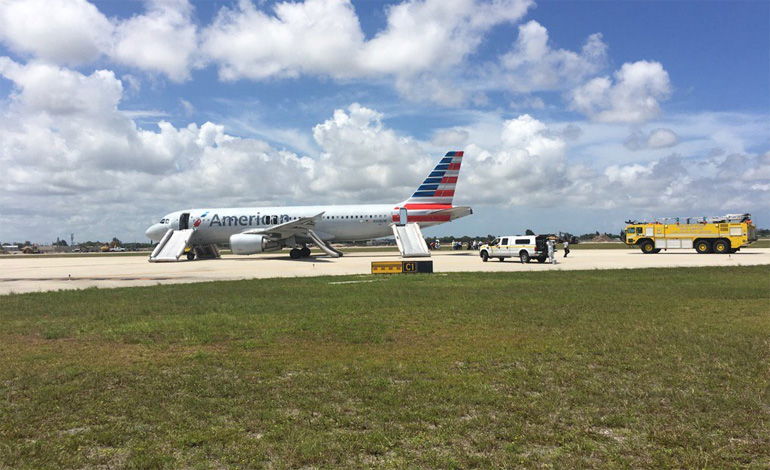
top-left (146, 203), bottom-right (454, 245)
top-left (146, 151), bottom-right (471, 259)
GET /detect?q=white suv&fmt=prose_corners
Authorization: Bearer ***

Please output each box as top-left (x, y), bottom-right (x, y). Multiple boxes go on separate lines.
top-left (479, 235), bottom-right (552, 263)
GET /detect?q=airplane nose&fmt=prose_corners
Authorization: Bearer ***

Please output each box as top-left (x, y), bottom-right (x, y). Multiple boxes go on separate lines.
top-left (145, 224), bottom-right (166, 241)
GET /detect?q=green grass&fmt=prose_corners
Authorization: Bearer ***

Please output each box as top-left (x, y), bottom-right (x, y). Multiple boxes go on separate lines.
top-left (1, 267), bottom-right (768, 469)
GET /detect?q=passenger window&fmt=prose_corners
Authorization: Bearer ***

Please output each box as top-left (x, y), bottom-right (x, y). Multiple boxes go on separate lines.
top-left (501, 238), bottom-right (509, 245)
top-left (515, 238), bottom-right (529, 245)
top-left (636, 227), bottom-right (642, 234)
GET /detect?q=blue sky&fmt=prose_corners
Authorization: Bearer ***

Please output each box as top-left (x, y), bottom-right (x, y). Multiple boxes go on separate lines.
top-left (0, 0), bottom-right (768, 243)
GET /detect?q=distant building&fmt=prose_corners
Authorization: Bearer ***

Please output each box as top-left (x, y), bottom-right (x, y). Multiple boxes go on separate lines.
top-left (2, 245), bottom-right (20, 253)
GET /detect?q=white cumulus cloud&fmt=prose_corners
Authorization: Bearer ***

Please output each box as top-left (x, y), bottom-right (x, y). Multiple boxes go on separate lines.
top-left (111, 0), bottom-right (199, 82)
top-left (646, 128), bottom-right (678, 149)
top-left (499, 20), bottom-right (607, 92)
top-left (0, 0), bottom-right (199, 82)
top-left (0, 0), bottom-right (112, 65)
top-left (569, 60), bottom-right (672, 123)
top-left (463, 114), bottom-right (570, 206)
top-left (309, 103), bottom-right (431, 200)
top-left (201, 0), bottom-right (533, 105)
top-left (624, 127), bottom-right (679, 151)
top-left (201, 0), bottom-right (364, 80)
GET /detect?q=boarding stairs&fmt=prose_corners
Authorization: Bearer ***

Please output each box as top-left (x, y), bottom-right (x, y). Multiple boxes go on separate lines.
top-left (308, 229), bottom-right (343, 258)
top-left (392, 223), bottom-right (430, 258)
top-left (149, 229), bottom-right (194, 262)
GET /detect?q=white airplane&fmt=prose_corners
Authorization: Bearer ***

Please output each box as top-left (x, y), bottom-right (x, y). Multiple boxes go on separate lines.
top-left (145, 151), bottom-right (472, 260)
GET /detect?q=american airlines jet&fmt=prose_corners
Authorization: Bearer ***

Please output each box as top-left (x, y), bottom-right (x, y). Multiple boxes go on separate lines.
top-left (145, 151), bottom-right (472, 260)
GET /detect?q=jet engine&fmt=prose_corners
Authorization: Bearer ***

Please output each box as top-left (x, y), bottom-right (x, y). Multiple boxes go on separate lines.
top-left (230, 233), bottom-right (280, 255)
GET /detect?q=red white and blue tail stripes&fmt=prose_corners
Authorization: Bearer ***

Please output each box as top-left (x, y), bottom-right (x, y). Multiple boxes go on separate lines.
top-left (391, 151), bottom-right (464, 225)
top-left (403, 151), bottom-right (463, 206)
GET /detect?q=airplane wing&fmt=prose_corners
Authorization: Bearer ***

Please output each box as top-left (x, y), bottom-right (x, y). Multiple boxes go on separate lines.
top-left (240, 212), bottom-right (324, 240)
top-left (239, 212), bottom-right (342, 258)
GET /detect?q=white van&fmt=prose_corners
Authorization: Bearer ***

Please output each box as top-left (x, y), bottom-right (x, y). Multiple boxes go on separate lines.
top-left (479, 235), bottom-right (553, 263)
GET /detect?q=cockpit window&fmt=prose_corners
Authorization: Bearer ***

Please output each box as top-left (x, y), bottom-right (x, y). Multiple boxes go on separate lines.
top-left (159, 218), bottom-right (169, 224)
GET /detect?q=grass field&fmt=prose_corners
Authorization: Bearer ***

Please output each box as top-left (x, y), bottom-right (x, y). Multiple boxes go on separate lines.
top-left (1, 267), bottom-right (768, 469)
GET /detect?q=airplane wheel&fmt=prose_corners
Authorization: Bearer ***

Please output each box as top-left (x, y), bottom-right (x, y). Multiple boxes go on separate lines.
top-left (187, 251), bottom-right (195, 261)
top-left (300, 246), bottom-right (311, 257)
top-left (290, 248), bottom-right (301, 259)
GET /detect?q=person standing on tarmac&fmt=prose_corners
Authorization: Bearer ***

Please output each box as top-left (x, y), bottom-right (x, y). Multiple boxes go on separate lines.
top-left (563, 240), bottom-right (570, 257)
top-left (547, 239), bottom-right (556, 264)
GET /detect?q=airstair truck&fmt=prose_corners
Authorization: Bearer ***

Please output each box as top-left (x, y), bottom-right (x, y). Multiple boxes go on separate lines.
top-left (623, 213), bottom-right (757, 254)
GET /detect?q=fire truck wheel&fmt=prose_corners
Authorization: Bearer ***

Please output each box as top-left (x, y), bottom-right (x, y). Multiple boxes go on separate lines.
top-left (712, 239), bottom-right (729, 254)
top-left (695, 240), bottom-right (712, 254)
top-left (640, 241), bottom-right (656, 254)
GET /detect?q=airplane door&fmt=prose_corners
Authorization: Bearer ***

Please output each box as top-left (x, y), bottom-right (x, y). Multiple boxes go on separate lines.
top-left (179, 213), bottom-right (190, 230)
top-left (399, 207), bottom-right (408, 226)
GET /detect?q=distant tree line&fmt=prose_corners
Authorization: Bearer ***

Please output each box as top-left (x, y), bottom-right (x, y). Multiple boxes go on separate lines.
top-left (4, 227), bottom-right (769, 250)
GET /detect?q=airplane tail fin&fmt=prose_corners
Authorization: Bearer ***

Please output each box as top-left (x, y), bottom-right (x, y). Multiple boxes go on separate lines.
top-left (401, 151), bottom-right (463, 206)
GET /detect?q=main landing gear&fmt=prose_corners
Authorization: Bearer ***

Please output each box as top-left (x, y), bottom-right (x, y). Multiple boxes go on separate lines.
top-left (289, 245), bottom-right (312, 259)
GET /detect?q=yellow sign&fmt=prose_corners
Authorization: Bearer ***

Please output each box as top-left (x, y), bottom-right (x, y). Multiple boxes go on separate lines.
top-left (371, 260), bottom-right (433, 274)
top-left (371, 261), bottom-right (403, 274)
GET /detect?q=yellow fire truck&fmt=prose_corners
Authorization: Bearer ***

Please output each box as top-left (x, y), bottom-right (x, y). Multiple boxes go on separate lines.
top-left (623, 213), bottom-right (757, 254)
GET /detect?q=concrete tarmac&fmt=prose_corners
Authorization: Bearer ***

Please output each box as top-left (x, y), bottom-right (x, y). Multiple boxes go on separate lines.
top-left (1, 248), bottom-right (769, 295)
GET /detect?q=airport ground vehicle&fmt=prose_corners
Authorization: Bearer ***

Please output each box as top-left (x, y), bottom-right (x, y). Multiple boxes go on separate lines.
top-left (623, 213), bottom-right (757, 254)
top-left (479, 235), bottom-right (554, 263)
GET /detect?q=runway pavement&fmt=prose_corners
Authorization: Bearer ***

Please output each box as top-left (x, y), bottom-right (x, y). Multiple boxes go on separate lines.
top-left (1, 248), bottom-right (769, 295)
